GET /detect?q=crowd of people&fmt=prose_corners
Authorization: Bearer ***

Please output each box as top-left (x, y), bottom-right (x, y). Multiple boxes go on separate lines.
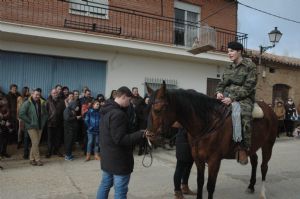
top-left (0, 84), bottom-right (151, 165)
top-left (1, 73), bottom-right (299, 199)
top-left (1, 83), bottom-right (197, 199)
top-left (273, 98), bottom-right (300, 137)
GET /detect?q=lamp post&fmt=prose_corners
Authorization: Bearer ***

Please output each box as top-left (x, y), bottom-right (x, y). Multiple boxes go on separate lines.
top-left (259, 27), bottom-right (282, 79)
top-left (259, 27), bottom-right (283, 65)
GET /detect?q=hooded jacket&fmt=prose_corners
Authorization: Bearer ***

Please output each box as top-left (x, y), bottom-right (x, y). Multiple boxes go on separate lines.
top-left (99, 100), bottom-right (144, 175)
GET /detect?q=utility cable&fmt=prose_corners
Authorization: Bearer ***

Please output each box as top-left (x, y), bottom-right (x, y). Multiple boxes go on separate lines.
top-left (238, 1), bottom-right (300, 24)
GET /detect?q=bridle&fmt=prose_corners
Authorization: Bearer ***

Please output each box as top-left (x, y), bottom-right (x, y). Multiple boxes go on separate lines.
top-left (147, 98), bottom-right (168, 132)
top-left (142, 98), bottom-right (168, 168)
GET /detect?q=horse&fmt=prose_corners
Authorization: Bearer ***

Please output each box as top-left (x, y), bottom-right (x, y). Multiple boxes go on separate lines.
top-left (146, 82), bottom-right (277, 199)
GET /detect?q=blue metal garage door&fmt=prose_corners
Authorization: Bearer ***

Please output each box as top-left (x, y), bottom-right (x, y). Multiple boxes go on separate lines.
top-left (0, 51), bottom-right (106, 97)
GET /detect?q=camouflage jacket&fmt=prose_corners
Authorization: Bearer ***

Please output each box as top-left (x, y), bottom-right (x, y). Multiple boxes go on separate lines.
top-left (216, 58), bottom-right (257, 102)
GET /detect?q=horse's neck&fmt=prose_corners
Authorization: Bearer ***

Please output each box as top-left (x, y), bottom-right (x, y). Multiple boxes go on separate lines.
top-left (169, 91), bottom-right (230, 137)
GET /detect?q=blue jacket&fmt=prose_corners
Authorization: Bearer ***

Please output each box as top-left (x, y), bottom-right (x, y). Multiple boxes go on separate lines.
top-left (84, 108), bottom-right (100, 134)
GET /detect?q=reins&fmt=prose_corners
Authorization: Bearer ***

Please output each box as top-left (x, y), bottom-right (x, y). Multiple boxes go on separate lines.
top-left (142, 138), bottom-right (153, 167)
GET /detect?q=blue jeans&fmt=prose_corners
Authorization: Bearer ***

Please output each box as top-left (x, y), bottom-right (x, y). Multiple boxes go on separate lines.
top-left (86, 133), bottom-right (99, 153)
top-left (97, 170), bottom-right (130, 199)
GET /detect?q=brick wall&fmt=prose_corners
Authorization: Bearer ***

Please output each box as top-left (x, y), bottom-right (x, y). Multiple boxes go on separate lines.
top-left (256, 64), bottom-right (300, 106)
top-left (200, 0), bottom-right (237, 31)
top-left (0, 0), bottom-right (238, 47)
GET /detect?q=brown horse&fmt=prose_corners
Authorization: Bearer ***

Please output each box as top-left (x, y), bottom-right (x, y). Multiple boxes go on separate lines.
top-left (146, 82), bottom-right (277, 199)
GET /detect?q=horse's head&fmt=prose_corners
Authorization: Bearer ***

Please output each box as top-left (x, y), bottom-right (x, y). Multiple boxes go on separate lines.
top-left (146, 81), bottom-right (176, 138)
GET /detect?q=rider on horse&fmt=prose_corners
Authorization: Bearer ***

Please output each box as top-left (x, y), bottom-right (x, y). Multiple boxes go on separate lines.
top-left (216, 41), bottom-right (257, 165)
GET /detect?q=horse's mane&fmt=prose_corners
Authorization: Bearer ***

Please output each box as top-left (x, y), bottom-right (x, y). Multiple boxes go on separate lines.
top-left (164, 89), bottom-right (229, 134)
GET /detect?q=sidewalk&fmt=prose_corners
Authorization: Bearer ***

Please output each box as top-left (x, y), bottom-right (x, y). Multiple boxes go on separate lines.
top-left (1, 137), bottom-right (300, 199)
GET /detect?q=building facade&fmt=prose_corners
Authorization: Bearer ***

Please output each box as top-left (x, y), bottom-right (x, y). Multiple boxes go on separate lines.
top-left (248, 51), bottom-right (300, 106)
top-left (0, 0), bottom-right (246, 97)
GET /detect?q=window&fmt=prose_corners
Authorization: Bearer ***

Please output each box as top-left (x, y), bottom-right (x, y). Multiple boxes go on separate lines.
top-left (174, 1), bottom-right (200, 47)
top-left (69, 0), bottom-right (109, 19)
top-left (207, 78), bottom-right (221, 97)
top-left (144, 77), bottom-right (178, 94)
top-left (269, 67), bottom-right (276, 73)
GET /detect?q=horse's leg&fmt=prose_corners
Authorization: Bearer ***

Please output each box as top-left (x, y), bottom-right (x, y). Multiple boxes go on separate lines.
top-left (207, 159), bottom-right (221, 199)
top-left (247, 153), bottom-right (258, 193)
top-left (195, 161), bottom-right (205, 199)
top-left (259, 143), bottom-right (274, 199)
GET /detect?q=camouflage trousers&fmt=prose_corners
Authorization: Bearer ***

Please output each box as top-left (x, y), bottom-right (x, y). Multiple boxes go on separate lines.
top-left (239, 99), bottom-right (254, 149)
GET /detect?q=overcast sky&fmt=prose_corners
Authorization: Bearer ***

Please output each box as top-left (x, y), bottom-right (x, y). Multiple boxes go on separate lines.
top-left (237, 0), bottom-right (300, 58)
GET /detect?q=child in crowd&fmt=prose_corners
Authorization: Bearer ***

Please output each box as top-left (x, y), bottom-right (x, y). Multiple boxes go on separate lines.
top-left (84, 100), bottom-right (101, 161)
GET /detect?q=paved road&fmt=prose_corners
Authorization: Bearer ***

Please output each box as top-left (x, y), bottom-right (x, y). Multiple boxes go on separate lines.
top-left (1, 136), bottom-right (300, 199)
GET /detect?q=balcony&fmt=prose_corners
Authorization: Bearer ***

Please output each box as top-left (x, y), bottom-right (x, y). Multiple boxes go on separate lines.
top-left (0, 0), bottom-right (248, 53)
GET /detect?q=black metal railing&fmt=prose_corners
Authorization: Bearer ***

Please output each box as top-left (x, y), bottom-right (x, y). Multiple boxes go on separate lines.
top-left (0, 0), bottom-right (248, 52)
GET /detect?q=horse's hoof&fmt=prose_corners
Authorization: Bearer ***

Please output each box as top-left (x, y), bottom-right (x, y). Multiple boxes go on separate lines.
top-left (246, 187), bottom-right (255, 194)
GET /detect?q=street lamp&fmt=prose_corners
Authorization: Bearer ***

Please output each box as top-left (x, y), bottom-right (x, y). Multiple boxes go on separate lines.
top-left (259, 27), bottom-right (283, 57)
top-left (259, 27), bottom-right (283, 70)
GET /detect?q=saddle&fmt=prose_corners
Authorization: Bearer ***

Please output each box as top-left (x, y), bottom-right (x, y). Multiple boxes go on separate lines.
top-left (252, 103), bottom-right (264, 118)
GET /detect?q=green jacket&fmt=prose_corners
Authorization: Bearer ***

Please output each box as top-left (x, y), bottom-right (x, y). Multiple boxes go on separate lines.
top-left (19, 97), bottom-right (48, 130)
top-left (216, 58), bottom-right (257, 103)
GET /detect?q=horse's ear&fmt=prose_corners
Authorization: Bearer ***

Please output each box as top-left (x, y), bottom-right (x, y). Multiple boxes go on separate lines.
top-left (162, 80), bottom-right (166, 89)
top-left (162, 80), bottom-right (166, 93)
top-left (145, 82), bottom-right (153, 96)
top-left (157, 80), bottom-right (167, 99)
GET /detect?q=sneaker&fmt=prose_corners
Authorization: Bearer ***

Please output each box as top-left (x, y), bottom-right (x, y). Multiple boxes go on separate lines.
top-left (65, 155), bottom-right (74, 161)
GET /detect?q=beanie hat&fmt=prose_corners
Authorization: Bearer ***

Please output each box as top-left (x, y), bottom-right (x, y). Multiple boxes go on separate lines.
top-left (227, 41), bottom-right (243, 51)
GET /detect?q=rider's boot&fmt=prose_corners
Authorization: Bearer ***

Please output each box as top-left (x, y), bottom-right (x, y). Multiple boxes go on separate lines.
top-left (236, 149), bottom-right (248, 165)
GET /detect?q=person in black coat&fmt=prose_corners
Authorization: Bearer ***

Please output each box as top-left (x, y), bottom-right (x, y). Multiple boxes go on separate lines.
top-left (173, 125), bottom-right (196, 199)
top-left (0, 96), bottom-right (13, 159)
top-left (97, 86), bottom-right (150, 199)
top-left (46, 89), bottom-right (65, 158)
top-left (285, 98), bottom-right (297, 137)
top-left (63, 100), bottom-right (81, 160)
